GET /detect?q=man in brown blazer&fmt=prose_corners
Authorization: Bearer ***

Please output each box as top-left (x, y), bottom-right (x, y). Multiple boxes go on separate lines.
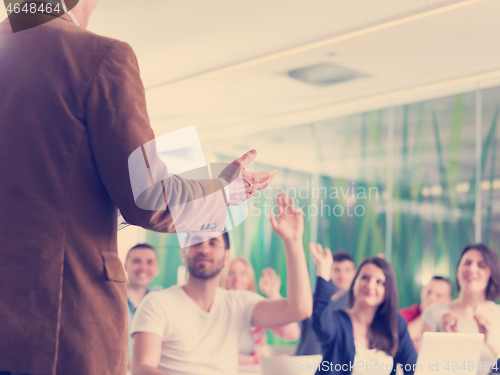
top-left (0, 1), bottom-right (275, 374)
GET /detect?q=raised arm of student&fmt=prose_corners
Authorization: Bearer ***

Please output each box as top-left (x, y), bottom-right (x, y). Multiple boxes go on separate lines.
top-left (310, 243), bottom-right (341, 345)
top-left (258, 267), bottom-right (301, 340)
top-left (131, 332), bottom-right (165, 375)
top-left (250, 192), bottom-right (312, 328)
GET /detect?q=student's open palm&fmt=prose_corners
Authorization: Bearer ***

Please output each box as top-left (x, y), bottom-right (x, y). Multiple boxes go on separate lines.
top-left (270, 191), bottom-right (303, 242)
top-left (309, 243), bottom-right (333, 281)
top-left (259, 268), bottom-right (282, 299)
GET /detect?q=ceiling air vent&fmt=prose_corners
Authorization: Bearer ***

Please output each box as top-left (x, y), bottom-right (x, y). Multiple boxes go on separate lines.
top-left (287, 62), bottom-right (366, 87)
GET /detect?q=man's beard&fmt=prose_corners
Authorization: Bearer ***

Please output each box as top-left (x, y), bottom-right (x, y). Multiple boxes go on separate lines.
top-left (187, 256), bottom-right (225, 280)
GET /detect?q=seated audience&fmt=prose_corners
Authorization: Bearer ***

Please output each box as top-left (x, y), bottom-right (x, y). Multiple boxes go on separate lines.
top-left (422, 243), bottom-right (500, 375)
top-left (295, 248), bottom-right (356, 356)
top-left (125, 244), bottom-right (160, 369)
top-left (130, 192), bottom-right (312, 375)
top-left (329, 250), bottom-right (357, 301)
top-left (400, 276), bottom-right (451, 350)
top-left (222, 258), bottom-right (301, 364)
top-left (312, 246), bottom-right (417, 375)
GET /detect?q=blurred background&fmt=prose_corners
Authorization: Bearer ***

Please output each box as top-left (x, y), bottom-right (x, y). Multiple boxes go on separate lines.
top-left (4, 0), bottom-right (499, 342)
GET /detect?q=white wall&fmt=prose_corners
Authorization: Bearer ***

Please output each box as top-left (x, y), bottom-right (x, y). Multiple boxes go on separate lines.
top-left (117, 225), bottom-right (146, 264)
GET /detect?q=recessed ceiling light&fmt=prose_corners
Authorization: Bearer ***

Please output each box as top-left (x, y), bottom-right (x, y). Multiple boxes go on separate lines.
top-left (286, 62), bottom-right (367, 87)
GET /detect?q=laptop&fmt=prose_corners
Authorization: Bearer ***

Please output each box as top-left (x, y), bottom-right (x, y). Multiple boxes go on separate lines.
top-left (413, 332), bottom-right (484, 375)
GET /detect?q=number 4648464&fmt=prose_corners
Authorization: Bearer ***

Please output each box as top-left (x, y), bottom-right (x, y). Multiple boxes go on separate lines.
top-left (6, 2), bottom-right (61, 14)
top-left (444, 361), bottom-right (499, 372)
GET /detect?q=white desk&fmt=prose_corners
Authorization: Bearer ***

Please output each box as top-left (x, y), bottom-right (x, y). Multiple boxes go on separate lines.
top-left (239, 364), bottom-right (262, 374)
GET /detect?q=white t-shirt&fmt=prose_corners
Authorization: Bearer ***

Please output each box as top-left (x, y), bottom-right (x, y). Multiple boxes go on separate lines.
top-left (130, 285), bottom-right (264, 375)
top-left (351, 341), bottom-right (393, 375)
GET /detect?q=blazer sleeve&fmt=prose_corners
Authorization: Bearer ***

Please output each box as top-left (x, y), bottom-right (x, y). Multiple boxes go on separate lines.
top-left (393, 314), bottom-right (418, 375)
top-left (312, 276), bottom-right (340, 345)
top-left (85, 41), bottom-right (226, 232)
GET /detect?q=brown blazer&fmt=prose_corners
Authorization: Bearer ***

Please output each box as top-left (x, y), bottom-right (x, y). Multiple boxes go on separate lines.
top-left (0, 10), bottom-right (224, 375)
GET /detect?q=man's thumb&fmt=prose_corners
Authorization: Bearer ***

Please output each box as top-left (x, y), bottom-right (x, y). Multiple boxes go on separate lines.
top-left (234, 149), bottom-right (257, 167)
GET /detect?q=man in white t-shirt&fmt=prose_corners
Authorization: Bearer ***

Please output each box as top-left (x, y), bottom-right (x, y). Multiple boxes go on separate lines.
top-left (130, 192), bottom-right (312, 375)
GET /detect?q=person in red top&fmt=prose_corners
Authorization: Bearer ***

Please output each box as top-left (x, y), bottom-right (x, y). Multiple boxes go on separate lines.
top-left (400, 276), bottom-right (452, 350)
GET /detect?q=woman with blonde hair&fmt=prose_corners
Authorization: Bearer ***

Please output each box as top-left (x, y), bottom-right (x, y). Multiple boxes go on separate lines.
top-left (222, 257), bottom-right (301, 365)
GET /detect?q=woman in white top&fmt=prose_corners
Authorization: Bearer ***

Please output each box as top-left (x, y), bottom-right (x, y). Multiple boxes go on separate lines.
top-left (422, 243), bottom-right (500, 375)
top-left (222, 258), bottom-right (301, 365)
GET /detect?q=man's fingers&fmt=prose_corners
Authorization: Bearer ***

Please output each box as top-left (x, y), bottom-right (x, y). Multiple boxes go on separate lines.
top-left (233, 149), bottom-right (257, 168)
top-left (243, 169), bottom-right (277, 184)
top-left (248, 178), bottom-right (274, 193)
top-left (242, 169), bottom-right (276, 195)
top-left (245, 190), bottom-right (257, 200)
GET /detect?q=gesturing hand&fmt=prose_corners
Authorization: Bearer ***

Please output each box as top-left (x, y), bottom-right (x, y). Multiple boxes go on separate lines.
top-left (474, 305), bottom-right (500, 355)
top-left (441, 312), bottom-right (458, 333)
top-left (259, 268), bottom-right (282, 299)
top-left (219, 149), bottom-right (277, 200)
top-left (309, 243), bottom-right (333, 281)
top-left (270, 191), bottom-right (303, 243)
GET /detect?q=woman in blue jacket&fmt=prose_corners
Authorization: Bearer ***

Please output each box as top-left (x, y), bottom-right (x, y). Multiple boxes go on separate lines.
top-left (311, 243), bottom-right (417, 375)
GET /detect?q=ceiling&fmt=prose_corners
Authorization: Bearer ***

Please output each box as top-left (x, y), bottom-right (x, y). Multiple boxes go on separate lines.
top-left (2, 0), bottom-right (500, 165)
top-left (82, 0), bottom-right (500, 147)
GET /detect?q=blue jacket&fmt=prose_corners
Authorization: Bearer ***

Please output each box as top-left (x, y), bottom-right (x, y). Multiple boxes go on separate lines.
top-left (312, 277), bottom-right (417, 375)
top-left (295, 291), bottom-right (349, 356)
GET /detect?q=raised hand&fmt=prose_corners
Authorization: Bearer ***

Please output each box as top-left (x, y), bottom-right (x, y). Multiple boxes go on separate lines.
top-left (218, 149), bottom-right (277, 200)
top-left (259, 268), bottom-right (282, 299)
top-left (441, 312), bottom-right (458, 333)
top-left (269, 191), bottom-right (303, 243)
top-left (474, 305), bottom-right (500, 355)
top-left (309, 243), bottom-right (333, 281)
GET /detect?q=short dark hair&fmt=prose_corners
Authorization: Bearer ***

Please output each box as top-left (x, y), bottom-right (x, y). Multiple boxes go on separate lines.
top-left (185, 231), bottom-right (230, 250)
top-left (125, 243), bottom-right (157, 262)
top-left (332, 250), bottom-right (354, 264)
top-left (348, 257), bottom-right (399, 356)
top-left (455, 243), bottom-right (500, 301)
top-left (430, 275), bottom-right (451, 285)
